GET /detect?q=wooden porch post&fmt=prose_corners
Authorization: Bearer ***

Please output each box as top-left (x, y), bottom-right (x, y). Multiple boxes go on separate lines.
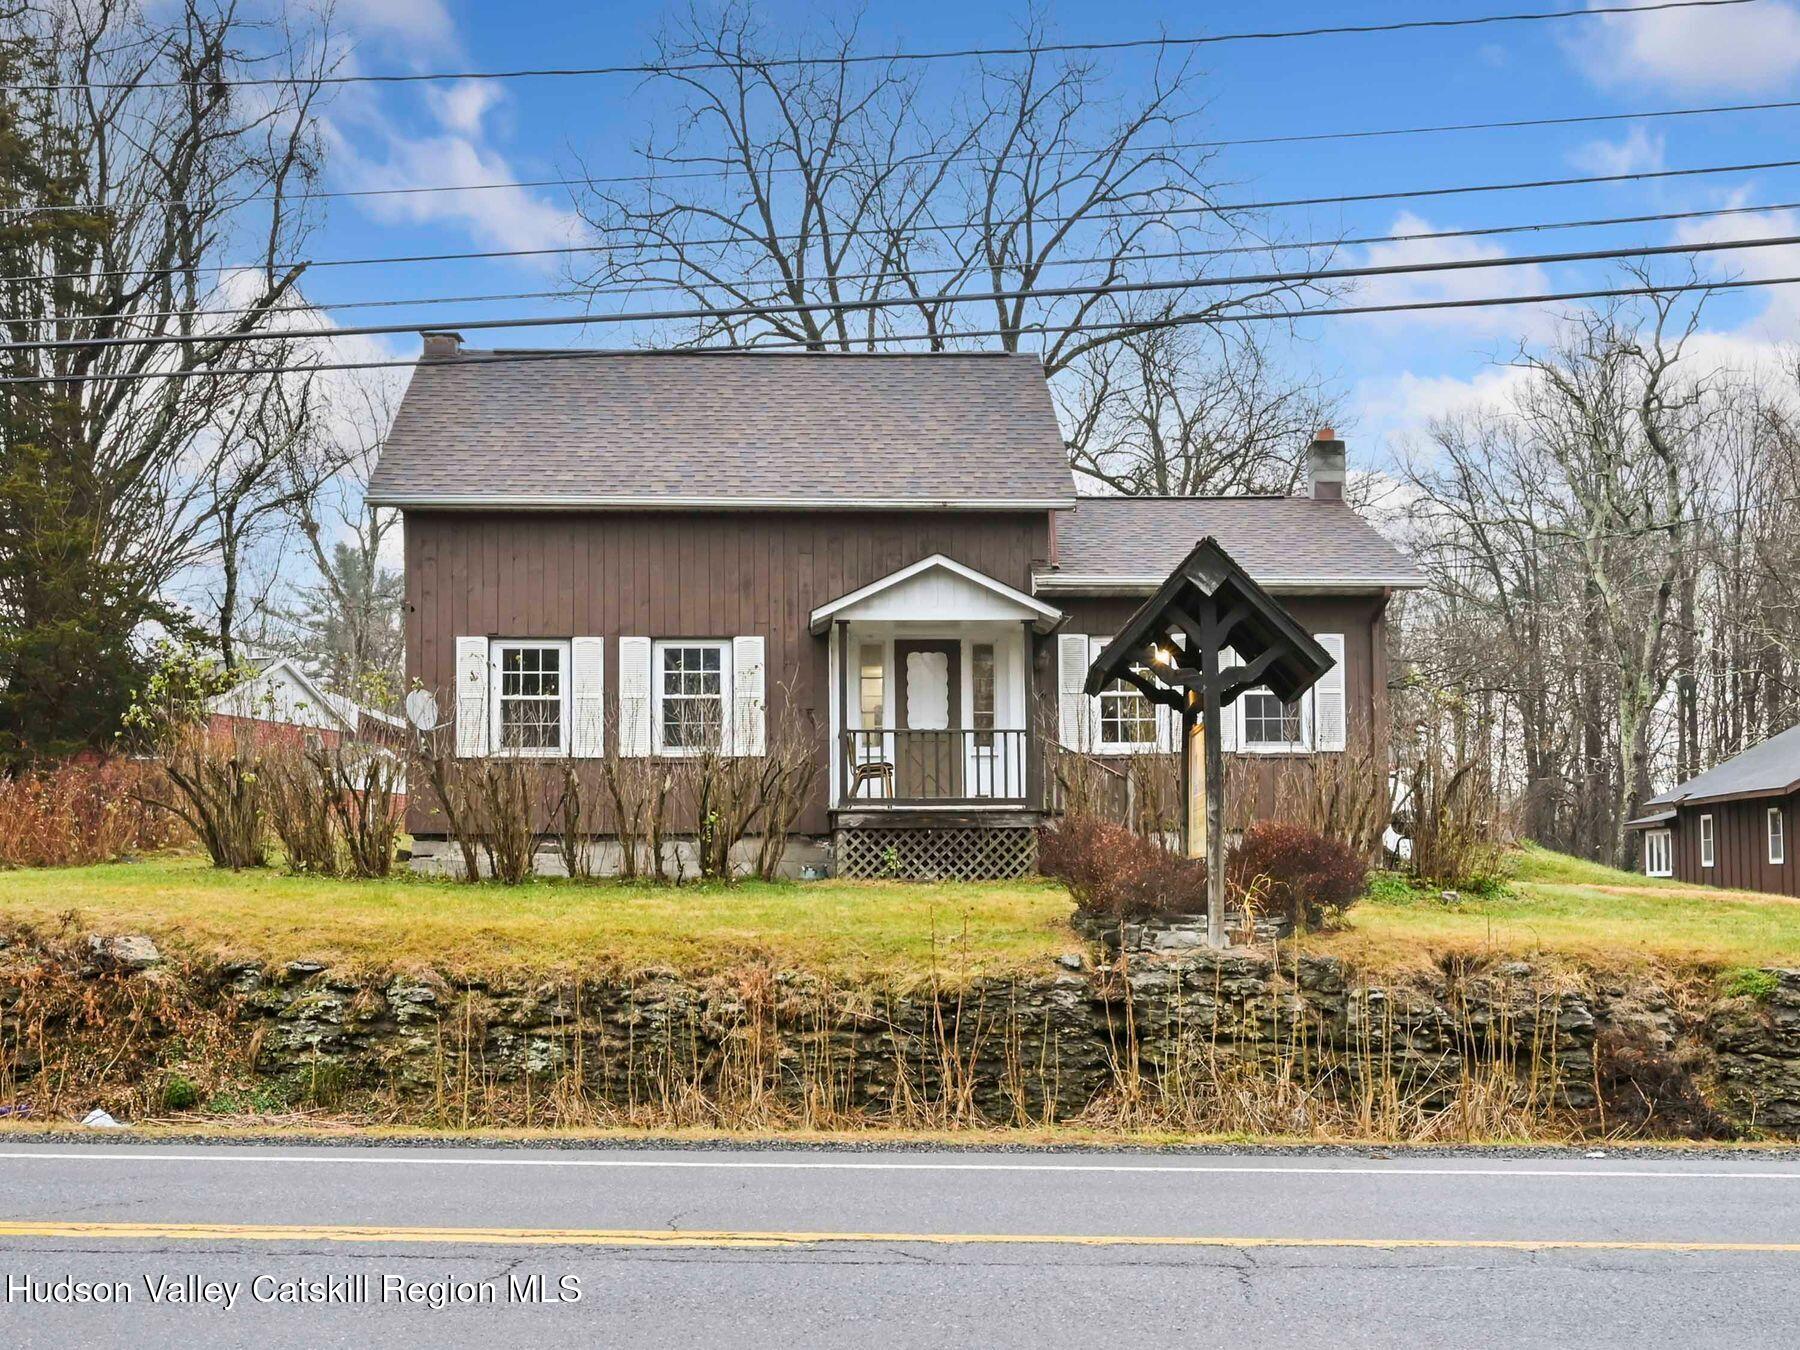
top-left (1022, 619), bottom-right (1040, 809)
top-left (836, 619), bottom-right (850, 808)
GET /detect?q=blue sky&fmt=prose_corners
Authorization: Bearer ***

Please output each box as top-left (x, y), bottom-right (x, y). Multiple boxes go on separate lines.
top-left (303, 0), bottom-right (1800, 471)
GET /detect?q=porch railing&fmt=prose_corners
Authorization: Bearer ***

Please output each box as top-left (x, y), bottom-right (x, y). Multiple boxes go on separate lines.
top-left (839, 728), bottom-right (1031, 807)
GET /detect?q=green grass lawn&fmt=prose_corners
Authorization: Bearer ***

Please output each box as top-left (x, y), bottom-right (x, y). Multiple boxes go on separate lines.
top-left (0, 856), bottom-right (1077, 980)
top-left (1313, 844), bottom-right (1800, 972)
top-left (5, 842), bottom-right (1800, 980)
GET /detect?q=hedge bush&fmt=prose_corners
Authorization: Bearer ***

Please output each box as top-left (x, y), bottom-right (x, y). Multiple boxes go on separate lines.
top-left (1040, 814), bottom-right (1367, 930)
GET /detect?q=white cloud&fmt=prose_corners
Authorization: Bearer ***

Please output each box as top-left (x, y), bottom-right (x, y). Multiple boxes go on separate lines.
top-left (341, 0), bottom-right (456, 50)
top-left (1672, 200), bottom-right (1800, 336)
top-left (328, 123), bottom-right (583, 256)
top-left (1354, 364), bottom-right (1537, 453)
top-left (1345, 212), bottom-right (1560, 340)
top-left (1567, 126), bottom-right (1666, 177)
top-left (1568, 0), bottom-right (1800, 93)
top-left (426, 80), bottom-right (504, 136)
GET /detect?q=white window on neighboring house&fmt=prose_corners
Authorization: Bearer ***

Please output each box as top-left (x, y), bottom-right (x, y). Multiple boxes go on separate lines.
top-left (1096, 671), bottom-right (1158, 752)
top-left (1771, 807), bottom-right (1787, 866)
top-left (1240, 690), bottom-right (1305, 751)
top-left (1700, 814), bottom-right (1715, 869)
top-left (654, 640), bottom-right (730, 754)
top-left (491, 640), bottom-right (570, 755)
top-left (1645, 828), bottom-right (1673, 878)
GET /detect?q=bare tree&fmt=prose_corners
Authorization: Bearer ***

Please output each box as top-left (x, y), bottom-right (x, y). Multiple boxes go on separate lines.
top-left (572, 3), bottom-right (1320, 370)
top-left (0, 0), bottom-right (338, 751)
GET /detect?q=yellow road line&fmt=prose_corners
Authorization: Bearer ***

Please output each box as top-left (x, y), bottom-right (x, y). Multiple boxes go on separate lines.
top-left (1, 1221), bottom-right (1797, 1253)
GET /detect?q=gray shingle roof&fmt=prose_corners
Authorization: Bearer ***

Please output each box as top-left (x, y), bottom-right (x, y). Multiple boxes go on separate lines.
top-left (1037, 495), bottom-right (1424, 591)
top-left (366, 349), bottom-right (1076, 509)
top-left (1643, 723), bottom-right (1800, 808)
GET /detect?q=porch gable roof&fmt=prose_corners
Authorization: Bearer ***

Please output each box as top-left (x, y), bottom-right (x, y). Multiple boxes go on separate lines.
top-left (808, 554), bottom-right (1063, 635)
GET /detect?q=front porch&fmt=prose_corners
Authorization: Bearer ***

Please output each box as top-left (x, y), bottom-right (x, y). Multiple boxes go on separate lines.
top-left (810, 554), bottom-right (1060, 878)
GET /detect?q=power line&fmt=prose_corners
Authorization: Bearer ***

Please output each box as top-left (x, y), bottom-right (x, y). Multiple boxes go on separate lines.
top-left (10, 195), bottom-right (1798, 291)
top-left (5, 271), bottom-right (1793, 386)
top-left (3, 2), bottom-right (1757, 92)
top-left (7, 230), bottom-right (1796, 336)
top-left (15, 147), bottom-right (1800, 220)
top-left (7, 232), bottom-right (1794, 355)
top-left (14, 92), bottom-right (1800, 212)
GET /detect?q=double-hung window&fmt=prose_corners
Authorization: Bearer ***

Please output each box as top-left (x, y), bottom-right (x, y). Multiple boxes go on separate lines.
top-left (492, 640), bottom-right (569, 754)
top-left (654, 641), bottom-right (729, 754)
top-left (1644, 828), bottom-right (1673, 878)
top-left (1096, 672), bottom-right (1157, 752)
top-left (1700, 814), bottom-right (1715, 869)
top-left (1772, 807), bottom-right (1787, 866)
top-left (1241, 690), bottom-right (1304, 751)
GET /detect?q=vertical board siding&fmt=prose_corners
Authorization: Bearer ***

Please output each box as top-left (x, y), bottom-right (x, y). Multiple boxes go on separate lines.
top-left (406, 508), bottom-right (1049, 836)
top-left (1045, 593), bottom-right (1391, 816)
top-left (1667, 795), bottom-right (1800, 897)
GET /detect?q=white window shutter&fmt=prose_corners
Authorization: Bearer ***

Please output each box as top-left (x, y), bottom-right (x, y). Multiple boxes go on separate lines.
top-left (1216, 646), bottom-right (1238, 752)
top-left (1056, 633), bottom-right (1091, 751)
top-left (570, 637), bottom-right (605, 758)
top-left (618, 637), bottom-right (653, 757)
top-left (1314, 633), bottom-right (1347, 751)
top-left (454, 636), bottom-right (489, 758)
top-left (732, 635), bottom-right (767, 756)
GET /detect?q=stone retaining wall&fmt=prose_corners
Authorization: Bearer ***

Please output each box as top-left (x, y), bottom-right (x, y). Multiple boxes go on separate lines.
top-left (5, 930), bottom-right (1800, 1135)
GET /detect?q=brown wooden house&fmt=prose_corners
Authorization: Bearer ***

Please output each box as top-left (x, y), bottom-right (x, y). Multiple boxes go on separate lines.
top-left (367, 337), bottom-right (1423, 878)
top-left (1626, 725), bottom-right (1800, 896)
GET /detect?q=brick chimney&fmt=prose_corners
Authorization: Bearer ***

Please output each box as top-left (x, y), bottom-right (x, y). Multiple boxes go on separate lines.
top-left (420, 331), bottom-right (464, 359)
top-left (1306, 426), bottom-right (1346, 501)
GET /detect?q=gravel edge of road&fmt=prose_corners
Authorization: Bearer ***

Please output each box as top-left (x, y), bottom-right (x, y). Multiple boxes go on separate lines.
top-left (5, 1131), bottom-right (1800, 1160)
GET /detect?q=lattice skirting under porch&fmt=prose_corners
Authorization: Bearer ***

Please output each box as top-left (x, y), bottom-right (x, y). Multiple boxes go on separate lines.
top-left (834, 825), bottom-right (1038, 881)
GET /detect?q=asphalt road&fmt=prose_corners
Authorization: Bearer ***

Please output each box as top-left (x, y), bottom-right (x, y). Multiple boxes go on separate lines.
top-left (2, 1141), bottom-right (1799, 1348)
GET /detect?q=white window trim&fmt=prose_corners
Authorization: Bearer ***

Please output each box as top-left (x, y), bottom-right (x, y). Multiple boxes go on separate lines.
top-left (1771, 807), bottom-right (1787, 866)
top-left (489, 639), bottom-right (571, 758)
top-left (1237, 687), bottom-right (1309, 755)
top-left (1645, 828), bottom-right (1673, 878)
top-left (1089, 636), bottom-right (1162, 755)
top-left (652, 639), bottom-right (732, 757)
top-left (1700, 813), bottom-right (1715, 869)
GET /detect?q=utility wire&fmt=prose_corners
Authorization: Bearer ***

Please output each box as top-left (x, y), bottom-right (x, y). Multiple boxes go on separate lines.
top-left (2, 1), bottom-right (1757, 91)
top-left (1414, 495), bottom-right (1800, 559)
top-left (9, 196), bottom-right (1797, 291)
top-left (13, 148), bottom-right (1800, 219)
top-left (10, 199), bottom-right (1800, 325)
top-left (6, 232), bottom-right (1793, 355)
top-left (5, 272), bottom-right (1793, 385)
top-left (13, 93), bottom-right (1800, 211)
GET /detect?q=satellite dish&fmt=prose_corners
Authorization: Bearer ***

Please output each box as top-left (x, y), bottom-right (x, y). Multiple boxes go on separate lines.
top-left (404, 689), bottom-right (441, 731)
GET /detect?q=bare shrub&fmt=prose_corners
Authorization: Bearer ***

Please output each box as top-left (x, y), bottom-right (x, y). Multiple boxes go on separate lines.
top-left (474, 756), bottom-right (541, 885)
top-left (1038, 814), bottom-right (1207, 921)
top-left (411, 728), bottom-right (484, 882)
top-left (328, 746), bottom-right (406, 880)
top-left (125, 645), bottom-right (266, 869)
top-left (263, 746), bottom-right (340, 876)
top-left (750, 699), bottom-right (820, 880)
top-left (1591, 1024), bottom-right (1733, 1140)
top-left (1226, 820), bottom-right (1368, 930)
top-left (550, 761), bottom-right (596, 880)
top-left (0, 760), bottom-right (182, 867)
top-left (1403, 752), bottom-right (1514, 890)
top-left (1273, 732), bottom-right (1391, 860)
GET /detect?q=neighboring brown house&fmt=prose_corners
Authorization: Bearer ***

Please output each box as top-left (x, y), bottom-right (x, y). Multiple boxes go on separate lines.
top-left (1626, 726), bottom-right (1799, 896)
top-left (367, 337), bottom-right (1423, 878)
